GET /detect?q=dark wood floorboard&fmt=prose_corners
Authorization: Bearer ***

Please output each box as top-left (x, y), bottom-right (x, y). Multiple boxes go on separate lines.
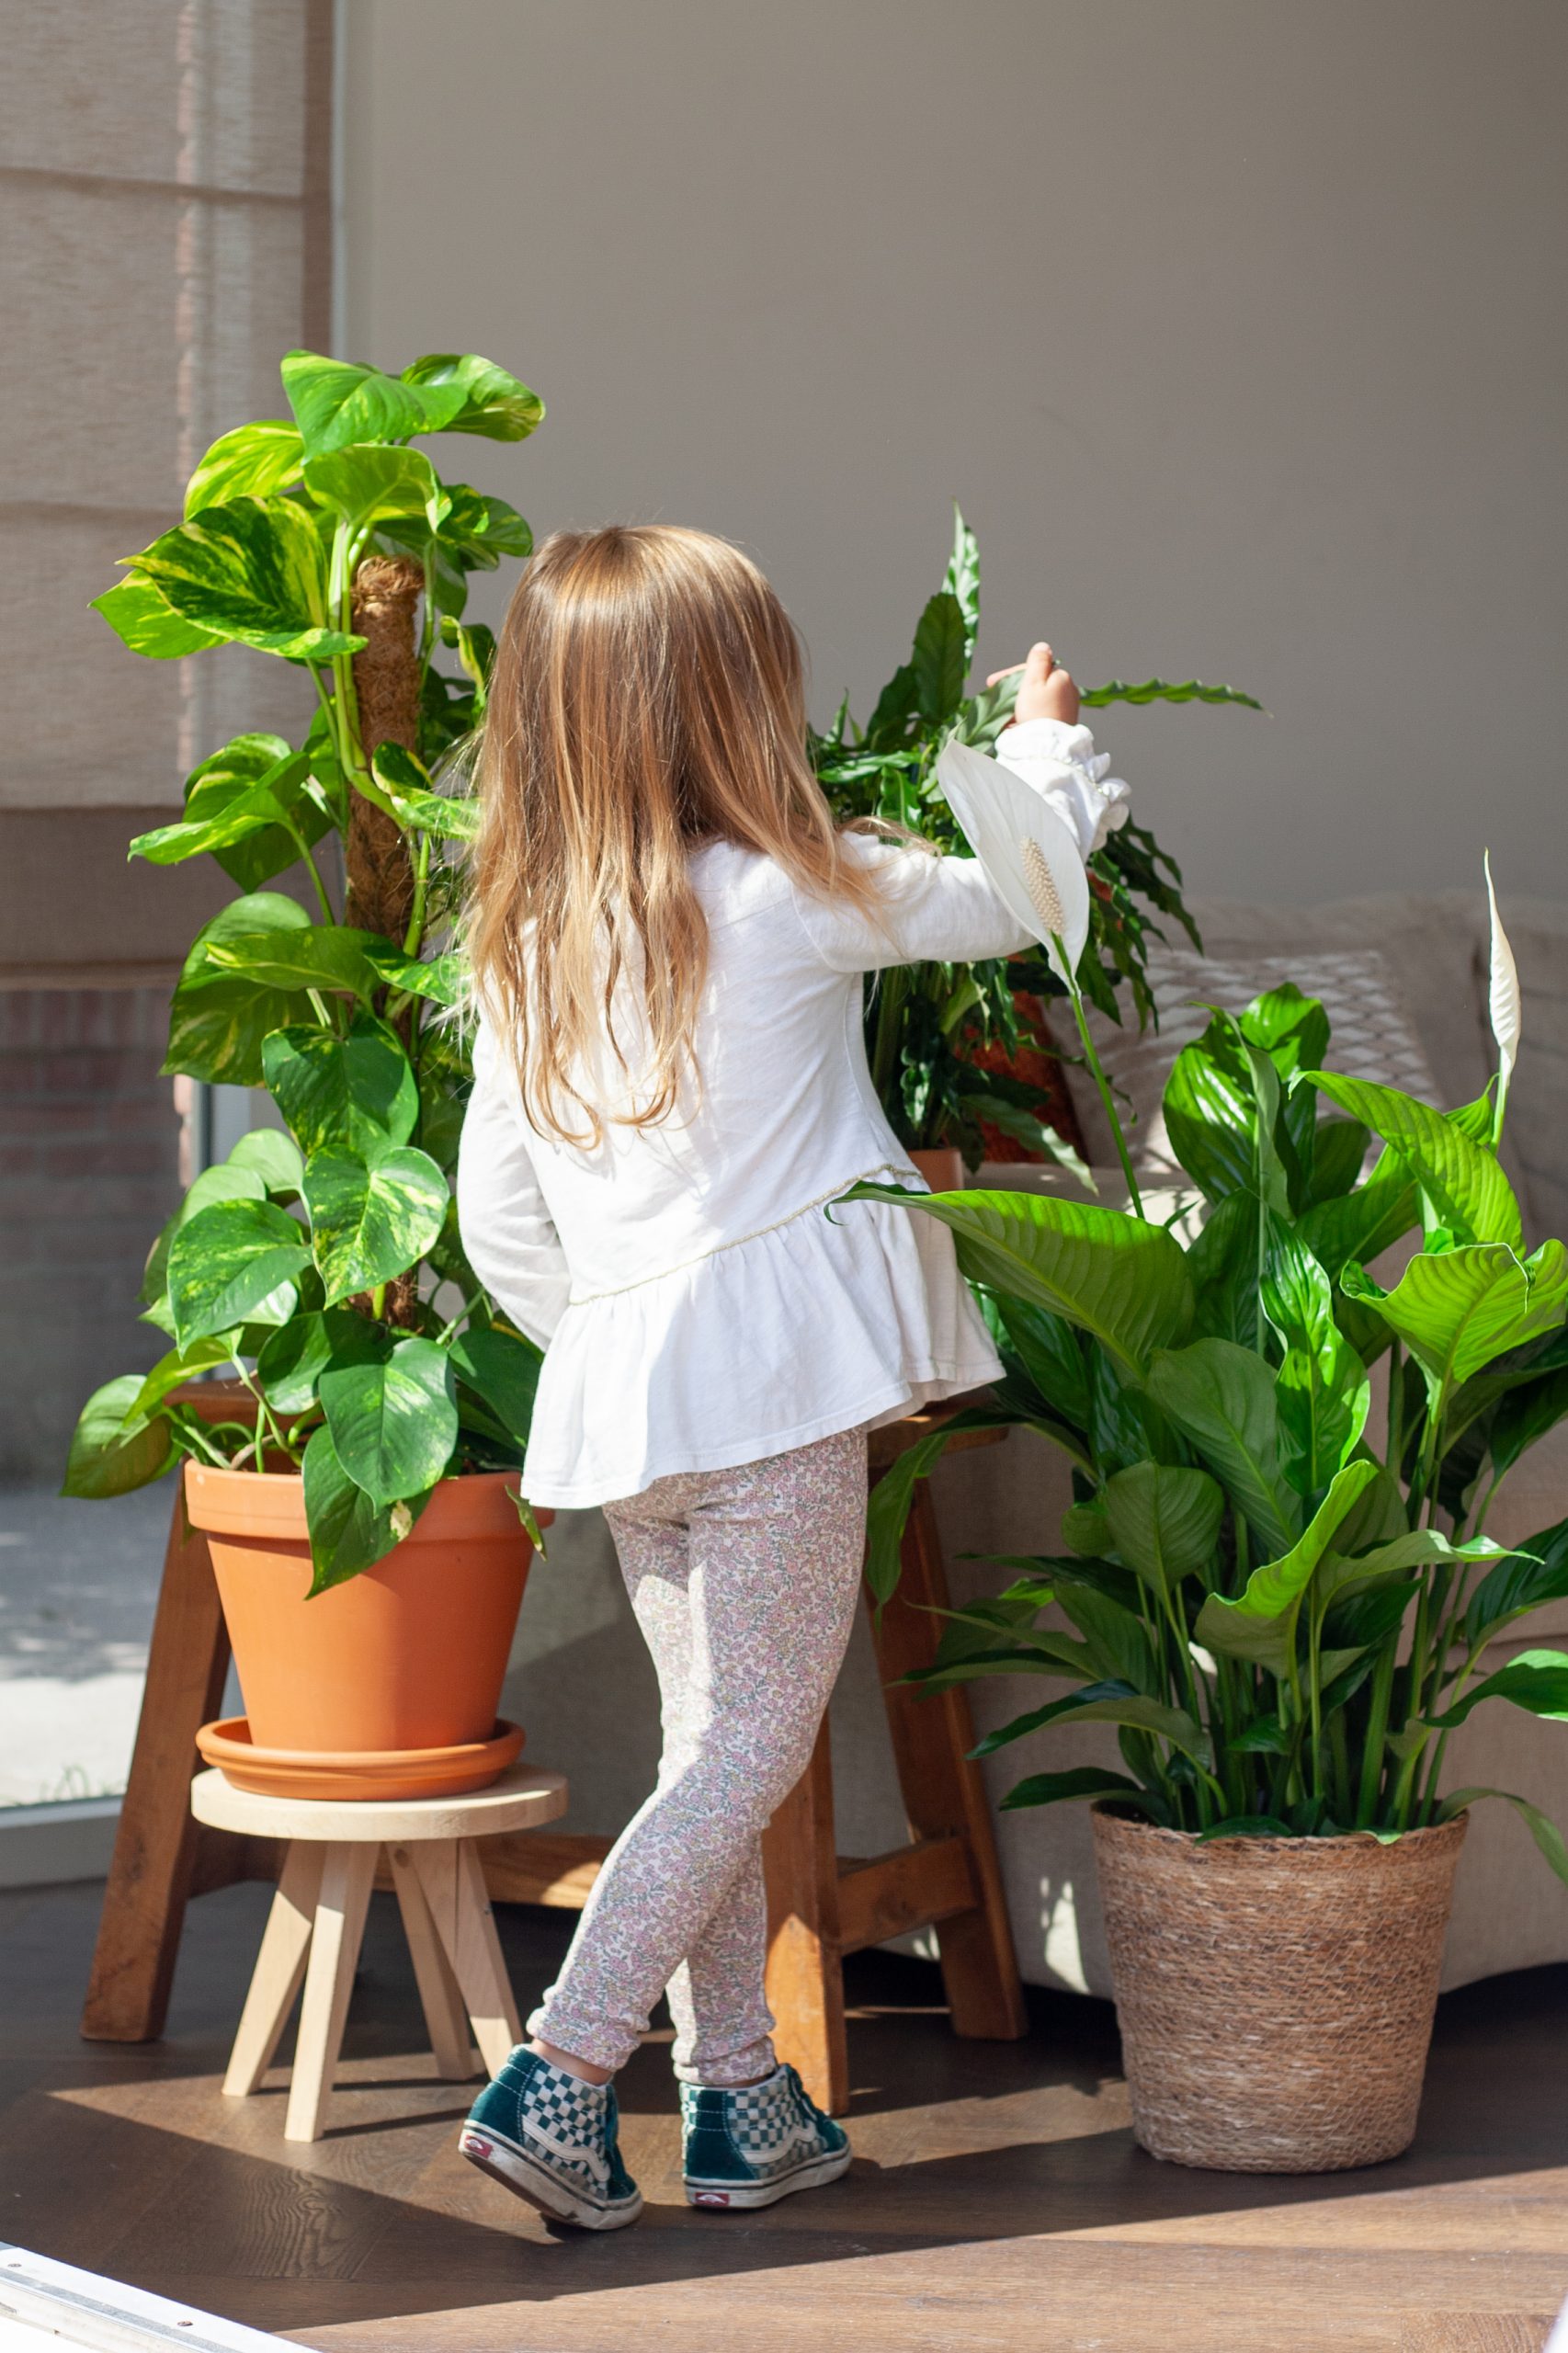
top-left (2, 1876), bottom-right (1564, 2351)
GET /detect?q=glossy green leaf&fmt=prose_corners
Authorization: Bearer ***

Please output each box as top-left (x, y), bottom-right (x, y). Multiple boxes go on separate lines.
top-left (301, 1422), bottom-right (433, 1594)
top-left (449, 1326), bottom-right (542, 1447)
top-left (204, 924), bottom-right (381, 1001)
top-left (125, 496), bottom-right (362, 660)
top-left (301, 444), bottom-right (447, 538)
top-left (256, 1303), bottom-right (385, 1415)
top-left (839, 1184), bottom-right (1192, 1382)
top-left (1262, 1222), bottom-right (1369, 1494)
top-left (185, 419), bottom-right (303, 517)
top-left (1426, 1648), bottom-right (1568, 1728)
top-left (1145, 1338), bottom-right (1300, 1556)
top-left (92, 574), bottom-right (225, 658)
top-left (166, 1199), bottom-right (310, 1346)
top-left (1491, 1367), bottom-right (1568, 1481)
top-left (1080, 677), bottom-right (1265, 711)
top-left (1102, 1462), bottom-right (1224, 1590)
top-left (165, 893), bottom-right (317, 1086)
top-left (131, 738), bottom-right (331, 894)
top-left (1304, 1070), bottom-right (1523, 1251)
top-left (942, 505), bottom-right (982, 665)
top-left (985, 1290), bottom-right (1089, 1429)
top-left (973, 1678), bottom-right (1212, 1770)
top-left (1163, 1019), bottom-right (1259, 1202)
top-left (1437, 1787), bottom-right (1568, 1885)
top-left (1195, 1815), bottom-right (1294, 1840)
top-left (912, 592), bottom-right (968, 725)
top-left (401, 351), bottom-right (545, 440)
top-left (370, 744), bottom-right (482, 841)
top-left (1342, 1241), bottom-right (1568, 1400)
top-left (281, 348), bottom-right (463, 456)
top-left (62, 1375), bottom-right (176, 1498)
top-left (263, 1014), bottom-right (417, 1160)
top-left (999, 1768), bottom-right (1153, 1814)
top-left (304, 1144), bottom-right (449, 1303)
top-left (119, 1336), bottom-right (239, 1433)
top-left (1462, 1520), bottom-right (1568, 1646)
top-left (1194, 1460), bottom-right (1378, 1675)
top-left (227, 1128), bottom-right (305, 1199)
top-left (319, 1336), bottom-right (458, 1506)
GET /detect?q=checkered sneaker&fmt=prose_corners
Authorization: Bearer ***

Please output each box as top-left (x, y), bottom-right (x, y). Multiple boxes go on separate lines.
top-left (681, 2063), bottom-right (851, 2211)
top-left (460, 2048), bottom-right (642, 2232)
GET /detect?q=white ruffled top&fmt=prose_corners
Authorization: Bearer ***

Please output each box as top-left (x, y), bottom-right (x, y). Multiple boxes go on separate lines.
top-left (456, 718), bottom-right (1128, 1507)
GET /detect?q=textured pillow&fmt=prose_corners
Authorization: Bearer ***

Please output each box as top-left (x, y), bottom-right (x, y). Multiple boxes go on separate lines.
top-left (1072, 945), bottom-right (1439, 1181)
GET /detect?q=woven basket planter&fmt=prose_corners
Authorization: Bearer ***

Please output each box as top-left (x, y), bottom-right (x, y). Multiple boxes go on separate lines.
top-left (1091, 1803), bottom-right (1469, 2173)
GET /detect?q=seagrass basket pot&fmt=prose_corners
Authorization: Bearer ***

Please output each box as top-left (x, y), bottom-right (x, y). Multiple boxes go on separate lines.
top-left (1091, 1804), bottom-right (1469, 2173)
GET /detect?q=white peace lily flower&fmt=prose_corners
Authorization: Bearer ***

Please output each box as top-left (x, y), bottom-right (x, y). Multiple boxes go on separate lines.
top-left (935, 736), bottom-right (1091, 986)
top-left (1483, 850), bottom-right (1520, 1137)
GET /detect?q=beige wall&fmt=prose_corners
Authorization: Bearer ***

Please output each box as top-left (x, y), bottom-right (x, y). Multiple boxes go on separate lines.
top-left (340, 0), bottom-right (1567, 907)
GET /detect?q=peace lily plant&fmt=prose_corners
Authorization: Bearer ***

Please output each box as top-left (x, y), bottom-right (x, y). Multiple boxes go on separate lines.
top-left (812, 511), bottom-right (1260, 1170)
top-left (848, 865), bottom-right (1568, 1877)
top-left (63, 348), bottom-right (545, 1589)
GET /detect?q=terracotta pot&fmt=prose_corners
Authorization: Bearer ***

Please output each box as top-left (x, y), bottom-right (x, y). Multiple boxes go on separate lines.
top-left (909, 1146), bottom-right (967, 1192)
top-left (1091, 1804), bottom-right (1468, 2173)
top-left (185, 1463), bottom-right (545, 1777)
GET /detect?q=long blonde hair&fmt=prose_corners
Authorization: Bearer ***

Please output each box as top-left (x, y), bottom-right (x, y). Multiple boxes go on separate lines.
top-left (469, 524), bottom-right (884, 1146)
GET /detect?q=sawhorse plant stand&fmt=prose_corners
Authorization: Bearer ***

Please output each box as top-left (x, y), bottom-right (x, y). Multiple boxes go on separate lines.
top-left (83, 1405), bottom-right (1026, 2112)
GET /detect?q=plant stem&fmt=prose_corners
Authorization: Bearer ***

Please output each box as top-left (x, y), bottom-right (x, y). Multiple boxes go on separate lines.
top-left (403, 832), bottom-right (432, 959)
top-left (287, 826), bottom-right (336, 926)
top-left (1056, 938), bottom-right (1145, 1219)
top-left (1356, 1637), bottom-right (1397, 1826)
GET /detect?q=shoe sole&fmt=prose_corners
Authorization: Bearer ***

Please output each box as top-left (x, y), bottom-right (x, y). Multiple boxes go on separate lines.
top-left (459, 2126), bottom-right (644, 2233)
top-left (684, 2142), bottom-right (853, 2210)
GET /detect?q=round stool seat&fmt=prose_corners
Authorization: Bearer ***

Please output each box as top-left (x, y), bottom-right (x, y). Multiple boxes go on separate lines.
top-left (190, 1762), bottom-right (566, 1845)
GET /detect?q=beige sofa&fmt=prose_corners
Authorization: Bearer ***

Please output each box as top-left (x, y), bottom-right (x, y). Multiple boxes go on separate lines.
top-left (501, 891), bottom-right (1568, 1994)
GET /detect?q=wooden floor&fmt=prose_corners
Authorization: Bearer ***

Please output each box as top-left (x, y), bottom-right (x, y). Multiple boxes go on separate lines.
top-left (3, 1878), bottom-right (1565, 2353)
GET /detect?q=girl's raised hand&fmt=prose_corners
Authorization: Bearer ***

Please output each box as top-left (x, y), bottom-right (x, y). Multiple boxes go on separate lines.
top-left (988, 641), bottom-right (1079, 728)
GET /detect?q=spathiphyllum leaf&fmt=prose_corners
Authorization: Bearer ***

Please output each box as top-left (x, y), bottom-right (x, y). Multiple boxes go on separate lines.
top-left (1145, 1338), bottom-right (1300, 1557)
top-left (1262, 1222), bottom-right (1369, 1494)
top-left (1194, 1459), bottom-right (1380, 1676)
top-left (941, 505), bottom-right (982, 665)
top-left (124, 496), bottom-right (363, 660)
top-left (1102, 1462), bottom-right (1224, 1592)
top-left (1462, 1518), bottom-right (1568, 1648)
top-left (838, 1184), bottom-right (1192, 1381)
top-left (1438, 1788), bottom-right (1568, 1885)
top-left (184, 419), bottom-right (303, 517)
top-left (1304, 1069), bottom-right (1523, 1251)
top-left (1342, 1241), bottom-right (1568, 1400)
top-left (1426, 1649), bottom-right (1568, 1730)
top-left (912, 591), bottom-right (969, 724)
top-left (304, 1144), bottom-right (449, 1304)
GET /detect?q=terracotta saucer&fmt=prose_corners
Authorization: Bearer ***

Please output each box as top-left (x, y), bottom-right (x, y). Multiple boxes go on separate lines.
top-left (195, 1715), bottom-right (526, 1802)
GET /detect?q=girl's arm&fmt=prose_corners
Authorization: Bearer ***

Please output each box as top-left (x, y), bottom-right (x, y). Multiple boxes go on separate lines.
top-left (455, 1018), bottom-right (573, 1348)
top-left (801, 647), bottom-right (1130, 974)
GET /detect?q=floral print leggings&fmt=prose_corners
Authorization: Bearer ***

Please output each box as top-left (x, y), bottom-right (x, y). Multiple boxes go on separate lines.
top-left (528, 1424), bottom-right (869, 2085)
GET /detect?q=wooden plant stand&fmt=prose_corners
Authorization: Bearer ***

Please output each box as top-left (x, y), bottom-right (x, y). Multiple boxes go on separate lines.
top-left (83, 1405), bottom-right (1026, 2114)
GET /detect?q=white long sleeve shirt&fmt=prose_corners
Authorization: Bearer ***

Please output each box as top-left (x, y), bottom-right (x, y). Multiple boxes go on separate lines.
top-left (456, 718), bottom-right (1127, 1506)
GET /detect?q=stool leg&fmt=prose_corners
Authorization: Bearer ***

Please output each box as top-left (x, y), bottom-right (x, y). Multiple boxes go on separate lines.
top-left (389, 1844), bottom-right (481, 2081)
top-left (223, 1842), bottom-right (324, 2097)
top-left (412, 1839), bottom-right (522, 2077)
top-left (870, 1481), bottom-right (1028, 2040)
top-left (284, 1842), bottom-right (375, 2143)
top-left (761, 1718), bottom-right (849, 2116)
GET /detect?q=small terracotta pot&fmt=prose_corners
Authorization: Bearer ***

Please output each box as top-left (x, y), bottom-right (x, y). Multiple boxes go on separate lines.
top-left (909, 1146), bottom-right (967, 1193)
top-left (185, 1464), bottom-right (546, 1782)
top-left (1092, 1804), bottom-right (1468, 2173)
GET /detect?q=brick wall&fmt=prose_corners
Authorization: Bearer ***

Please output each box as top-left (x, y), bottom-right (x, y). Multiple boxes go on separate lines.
top-left (1, 990), bottom-right (184, 1484)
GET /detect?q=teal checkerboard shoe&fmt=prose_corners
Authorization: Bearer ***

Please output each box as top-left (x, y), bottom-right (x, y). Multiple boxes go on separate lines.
top-left (459, 2048), bottom-right (642, 2232)
top-left (681, 2062), bottom-right (851, 2210)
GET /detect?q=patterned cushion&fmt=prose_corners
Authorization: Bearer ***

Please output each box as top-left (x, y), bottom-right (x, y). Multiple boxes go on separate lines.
top-left (1074, 944), bottom-right (1439, 1181)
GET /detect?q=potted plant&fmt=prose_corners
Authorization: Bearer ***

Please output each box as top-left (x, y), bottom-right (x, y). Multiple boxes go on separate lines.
top-left (846, 865), bottom-right (1568, 2172)
top-left (62, 347), bottom-right (551, 1798)
top-left (811, 509), bottom-right (1259, 1186)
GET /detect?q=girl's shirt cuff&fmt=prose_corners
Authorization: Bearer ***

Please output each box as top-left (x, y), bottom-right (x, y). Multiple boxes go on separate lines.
top-left (995, 715), bottom-right (1132, 858)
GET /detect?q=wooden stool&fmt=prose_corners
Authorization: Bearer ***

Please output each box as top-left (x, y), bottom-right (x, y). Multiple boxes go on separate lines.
top-left (190, 1763), bottom-right (566, 2142)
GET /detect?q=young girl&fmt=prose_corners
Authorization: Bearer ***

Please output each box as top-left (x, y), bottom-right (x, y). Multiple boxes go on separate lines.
top-left (454, 525), bottom-right (1131, 2230)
